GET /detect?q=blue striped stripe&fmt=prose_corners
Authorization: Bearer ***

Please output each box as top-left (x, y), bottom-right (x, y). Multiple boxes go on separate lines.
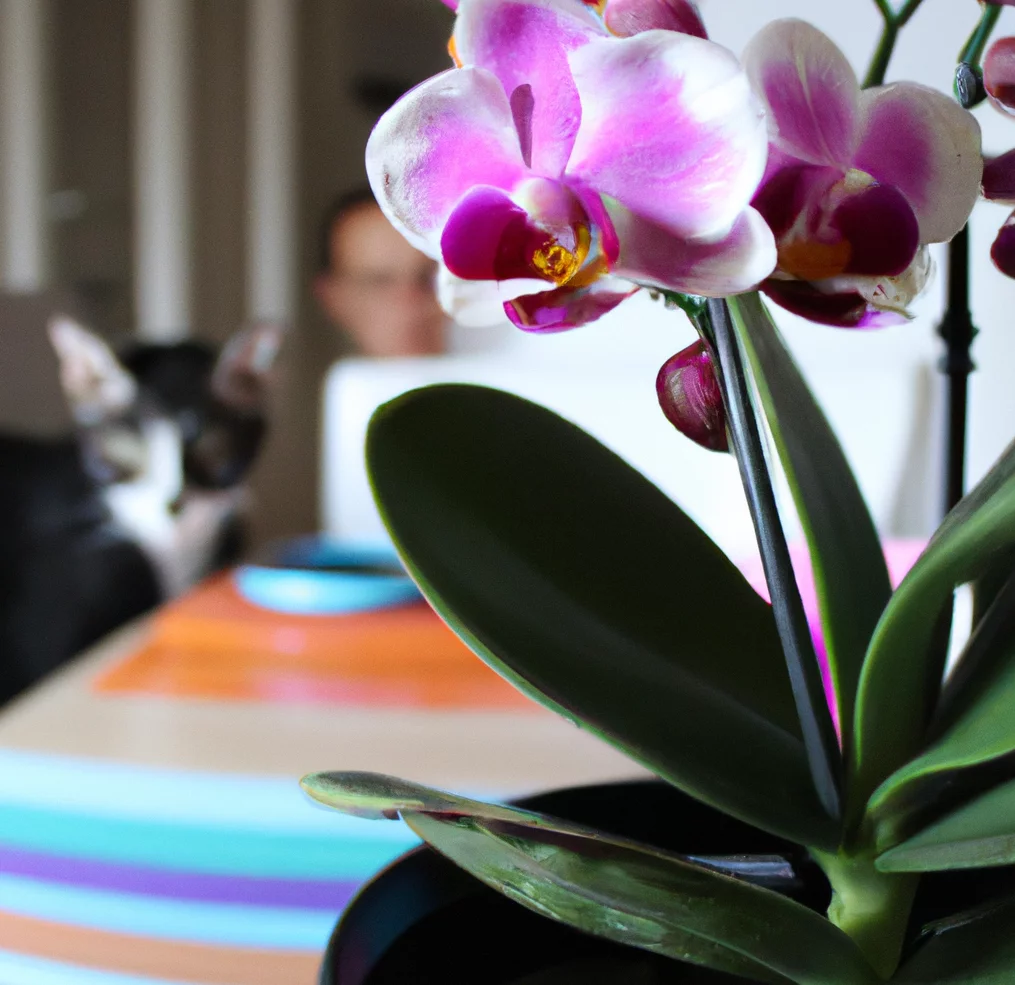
top-left (0, 951), bottom-right (194, 985)
top-left (0, 749), bottom-right (414, 839)
top-left (0, 805), bottom-right (417, 879)
top-left (0, 875), bottom-right (335, 950)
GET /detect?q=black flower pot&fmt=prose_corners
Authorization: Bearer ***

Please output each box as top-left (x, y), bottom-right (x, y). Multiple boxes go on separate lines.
top-left (318, 778), bottom-right (1015, 985)
top-left (318, 779), bottom-right (830, 985)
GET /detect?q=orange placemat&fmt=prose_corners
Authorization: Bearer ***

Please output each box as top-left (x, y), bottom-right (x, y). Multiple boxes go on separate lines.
top-left (94, 573), bottom-right (534, 709)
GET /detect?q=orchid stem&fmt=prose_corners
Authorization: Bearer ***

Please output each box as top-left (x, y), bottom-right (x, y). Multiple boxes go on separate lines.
top-left (863, 0), bottom-right (927, 87)
top-left (960, 3), bottom-right (1002, 67)
top-left (896, 0), bottom-right (924, 27)
top-left (938, 225), bottom-right (977, 514)
top-left (700, 298), bottom-right (842, 821)
top-left (863, 23), bottom-right (898, 88)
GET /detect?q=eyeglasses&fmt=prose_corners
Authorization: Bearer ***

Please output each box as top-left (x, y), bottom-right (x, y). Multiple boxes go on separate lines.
top-left (338, 267), bottom-right (437, 294)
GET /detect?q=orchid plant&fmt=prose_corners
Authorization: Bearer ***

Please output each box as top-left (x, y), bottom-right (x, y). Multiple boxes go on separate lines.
top-left (303, 1), bottom-right (1015, 982)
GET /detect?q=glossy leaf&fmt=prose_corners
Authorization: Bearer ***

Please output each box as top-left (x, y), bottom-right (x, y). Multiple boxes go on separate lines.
top-left (366, 384), bottom-right (838, 849)
top-left (853, 457), bottom-right (1015, 811)
top-left (866, 633), bottom-right (1015, 844)
top-left (894, 895), bottom-right (1015, 981)
top-left (727, 293), bottom-right (891, 752)
top-left (931, 571), bottom-right (1015, 734)
top-left (303, 772), bottom-right (876, 985)
top-left (876, 777), bottom-right (1015, 872)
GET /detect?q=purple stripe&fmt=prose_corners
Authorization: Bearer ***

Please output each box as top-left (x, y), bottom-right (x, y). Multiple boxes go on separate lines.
top-left (0, 845), bottom-right (360, 910)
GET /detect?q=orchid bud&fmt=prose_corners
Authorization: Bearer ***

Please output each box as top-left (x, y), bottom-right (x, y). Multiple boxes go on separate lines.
top-left (984, 37), bottom-right (1015, 115)
top-left (656, 340), bottom-right (728, 452)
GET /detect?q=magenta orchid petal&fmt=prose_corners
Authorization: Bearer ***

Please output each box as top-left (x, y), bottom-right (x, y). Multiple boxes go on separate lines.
top-left (365, 67), bottom-right (528, 257)
top-left (603, 0), bottom-right (707, 39)
top-left (504, 278), bottom-right (637, 332)
top-left (440, 0), bottom-right (459, 7)
top-left (831, 184), bottom-right (919, 277)
top-left (440, 186), bottom-right (558, 282)
top-left (743, 19), bottom-right (859, 169)
top-left (983, 149), bottom-right (1015, 203)
top-left (991, 211), bottom-right (1015, 279)
top-left (761, 280), bottom-right (904, 329)
top-left (610, 203), bottom-right (776, 296)
top-left (985, 37), bottom-right (1015, 116)
top-left (567, 181), bottom-right (622, 264)
top-left (854, 82), bottom-right (981, 245)
top-left (453, 0), bottom-right (604, 176)
top-left (566, 31), bottom-right (769, 241)
top-left (752, 162), bottom-right (840, 241)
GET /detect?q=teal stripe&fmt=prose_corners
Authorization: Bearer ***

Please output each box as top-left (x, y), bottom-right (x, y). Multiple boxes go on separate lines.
top-left (0, 749), bottom-right (418, 840)
top-left (0, 805), bottom-right (417, 879)
top-left (0, 874), bottom-right (334, 950)
top-left (0, 950), bottom-right (192, 985)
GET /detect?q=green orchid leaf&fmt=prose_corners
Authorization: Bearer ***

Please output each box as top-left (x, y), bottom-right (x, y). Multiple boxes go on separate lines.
top-left (303, 772), bottom-right (875, 985)
top-left (727, 294), bottom-right (891, 751)
top-left (366, 384), bottom-right (838, 849)
top-left (852, 455), bottom-right (1015, 812)
top-left (932, 572), bottom-right (1015, 734)
top-left (971, 558), bottom-right (1015, 630)
top-left (893, 895), bottom-right (1015, 981)
top-left (875, 777), bottom-right (1015, 872)
top-left (865, 597), bottom-right (1015, 845)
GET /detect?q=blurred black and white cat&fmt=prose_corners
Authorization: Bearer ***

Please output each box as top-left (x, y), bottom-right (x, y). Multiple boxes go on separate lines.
top-left (0, 316), bottom-right (282, 704)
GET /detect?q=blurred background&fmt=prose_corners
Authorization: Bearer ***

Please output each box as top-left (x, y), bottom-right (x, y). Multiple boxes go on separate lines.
top-left (0, 0), bottom-right (457, 548)
top-left (1, 0), bottom-right (1015, 552)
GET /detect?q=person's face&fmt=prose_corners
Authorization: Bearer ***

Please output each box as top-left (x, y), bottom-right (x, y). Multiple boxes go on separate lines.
top-left (314, 205), bottom-right (446, 357)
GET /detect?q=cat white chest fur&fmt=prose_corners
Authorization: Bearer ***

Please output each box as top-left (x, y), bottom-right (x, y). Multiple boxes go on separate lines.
top-left (102, 417), bottom-right (244, 597)
top-left (48, 314), bottom-right (280, 600)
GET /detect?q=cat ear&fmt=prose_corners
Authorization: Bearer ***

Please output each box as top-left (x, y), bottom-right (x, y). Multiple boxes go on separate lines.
top-left (47, 315), bottom-right (137, 425)
top-left (210, 321), bottom-right (285, 411)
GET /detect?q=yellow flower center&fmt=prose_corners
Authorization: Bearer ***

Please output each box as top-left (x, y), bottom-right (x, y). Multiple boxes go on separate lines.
top-left (530, 223), bottom-right (591, 286)
top-left (778, 238), bottom-right (852, 281)
top-left (448, 36), bottom-right (462, 67)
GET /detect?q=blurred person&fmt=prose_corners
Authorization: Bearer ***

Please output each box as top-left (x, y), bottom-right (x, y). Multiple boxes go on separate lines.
top-left (313, 188), bottom-right (447, 357)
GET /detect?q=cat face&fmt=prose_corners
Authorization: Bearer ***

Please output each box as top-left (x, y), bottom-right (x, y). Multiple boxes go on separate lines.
top-left (49, 317), bottom-right (282, 495)
top-left (48, 317), bottom-right (283, 594)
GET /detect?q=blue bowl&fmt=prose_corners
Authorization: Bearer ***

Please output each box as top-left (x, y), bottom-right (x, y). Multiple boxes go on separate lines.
top-left (233, 539), bottom-right (421, 616)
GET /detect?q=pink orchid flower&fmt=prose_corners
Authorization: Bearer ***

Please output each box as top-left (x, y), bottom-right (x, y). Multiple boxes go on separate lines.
top-left (744, 20), bottom-right (982, 328)
top-left (981, 37), bottom-right (1015, 277)
top-left (441, 0), bottom-right (707, 39)
top-left (368, 0), bottom-right (775, 332)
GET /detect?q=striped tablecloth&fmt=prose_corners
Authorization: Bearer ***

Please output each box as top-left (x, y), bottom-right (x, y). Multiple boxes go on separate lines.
top-left (0, 577), bottom-right (642, 984)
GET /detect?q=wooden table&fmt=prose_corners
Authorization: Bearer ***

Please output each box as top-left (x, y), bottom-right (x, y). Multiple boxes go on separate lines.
top-left (0, 574), bottom-right (643, 985)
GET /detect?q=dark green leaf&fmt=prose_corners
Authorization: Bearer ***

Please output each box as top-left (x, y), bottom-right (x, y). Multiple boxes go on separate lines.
top-left (366, 384), bottom-right (838, 849)
top-left (727, 293), bottom-right (891, 753)
top-left (971, 557), bottom-right (1015, 629)
top-left (865, 624), bottom-right (1015, 845)
top-left (303, 772), bottom-right (875, 985)
top-left (931, 572), bottom-right (1015, 733)
top-left (893, 895), bottom-right (1015, 981)
top-left (708, 298), bottom-right (841, 822)
top-left (852, 457), bottom-right (1015, 812)
top-left (876, 777), bottom-right (1015, 871)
